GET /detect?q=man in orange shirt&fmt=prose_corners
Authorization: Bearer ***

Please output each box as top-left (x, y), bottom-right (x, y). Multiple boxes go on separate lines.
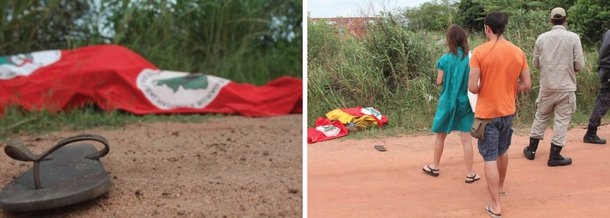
top-left (469, 12), bottom-right (531, 217)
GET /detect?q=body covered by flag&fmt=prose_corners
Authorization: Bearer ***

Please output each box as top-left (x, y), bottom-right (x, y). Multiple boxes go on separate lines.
top-left (307, 117), bottom-right (348, 144)
top-left (307, 106), bottom-right (388, 143)
top-left (326, 107), bottom-right (388, 128)
top-left (0, 45), bottom-right (301, 116)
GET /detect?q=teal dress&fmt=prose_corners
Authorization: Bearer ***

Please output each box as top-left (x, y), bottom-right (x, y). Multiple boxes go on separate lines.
top-left (431, 48), bottom-right (474, 133)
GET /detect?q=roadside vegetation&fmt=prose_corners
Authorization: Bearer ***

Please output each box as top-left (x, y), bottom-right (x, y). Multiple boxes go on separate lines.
top-left (308, 0), bottom-right (607, 137)
top-left (0, 0), bottom-right (302, 138)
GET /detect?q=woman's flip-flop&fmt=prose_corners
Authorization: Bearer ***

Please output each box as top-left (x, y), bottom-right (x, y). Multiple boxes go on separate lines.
top-left (465, 174), bottom-right (481, 183)
top-left (0, 134), bottom-right (110, 212)
top-left (374, 145), bottom-right (386, 152)
top-left (422, 165), bottom-right (439, 177)
top-left (485, 205), bottom-right (502, 218)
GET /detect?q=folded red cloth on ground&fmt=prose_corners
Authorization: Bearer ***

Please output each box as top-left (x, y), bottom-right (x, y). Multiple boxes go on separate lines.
top-left (307, 117), bottom-right (348, 144)
top-left (0, 45), bottom-right (301, 116)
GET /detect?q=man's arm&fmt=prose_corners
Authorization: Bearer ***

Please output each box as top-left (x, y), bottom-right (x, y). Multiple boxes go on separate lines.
top-left (436, 70), bottom-right (444, 86)
top-left (533, 38), bottom-right (541, 70)
top-left (517, 68), bottom-right (532, 92)
top-left (468, 67), bottom-right (480, 93)
top-left (574, 36), bottom-right (585, 73)
top-left (599, 31), bottom-right (610, 67)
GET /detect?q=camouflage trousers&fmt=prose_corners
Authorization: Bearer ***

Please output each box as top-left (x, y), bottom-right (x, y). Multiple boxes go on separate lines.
top-left (589, 88), bottom-right (610, 127)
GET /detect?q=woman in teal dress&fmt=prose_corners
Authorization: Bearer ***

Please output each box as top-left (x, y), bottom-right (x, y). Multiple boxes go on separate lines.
top-left (422, 25), bottom-right (478, 183)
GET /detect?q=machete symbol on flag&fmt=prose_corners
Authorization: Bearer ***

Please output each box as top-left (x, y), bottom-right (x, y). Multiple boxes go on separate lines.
top-left (154, 73), bottom-right (210, 91)
top-left (136, 69), bottom-right (231, 110)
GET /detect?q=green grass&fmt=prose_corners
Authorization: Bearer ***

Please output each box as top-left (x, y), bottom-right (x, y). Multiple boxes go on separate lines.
top-left (0, 105), bottom-right (224, 139)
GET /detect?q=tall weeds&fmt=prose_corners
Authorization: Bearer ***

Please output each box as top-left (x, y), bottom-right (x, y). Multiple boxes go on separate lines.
top-left (308, 18), bottom-right (444, 130)
top-left (0, 0), bottom-right (302, 84)
top-left (309, 11), bottom-right (601, 133)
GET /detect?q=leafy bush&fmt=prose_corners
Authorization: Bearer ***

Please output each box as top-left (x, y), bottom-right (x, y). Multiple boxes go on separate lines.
top-left (456, 0), bottom-right (485, 32)
top-left (0, 0), bottom-right (302, 84)
top-left (504, 9), bottom-right (548, 54)
top-left (402, 0), bottom-right (457, 32)
top-left (569, 0), bottom-right (610, 44)
top-left (307, 21), bottom-right (341, 66)
top-left (0, 0), bottom-right (96, 53)
top-left (364, 16), bottom-right (436, 90)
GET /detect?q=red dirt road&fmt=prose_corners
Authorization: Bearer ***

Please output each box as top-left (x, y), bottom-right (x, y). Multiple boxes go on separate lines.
top-left (1, 115), bottom-right (302, 217)
top-left (308, 125), bottom-right (610, 217)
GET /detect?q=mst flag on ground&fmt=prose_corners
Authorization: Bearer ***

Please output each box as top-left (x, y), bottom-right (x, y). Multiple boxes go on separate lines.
top-left (308, 107), bottom-right (388, 143)
top-left (0, 45), bottom-right (301, 116)
top-left (327, 107), bottom-right (388, 127)
top-left (307, 117), bottom-right (348, 144)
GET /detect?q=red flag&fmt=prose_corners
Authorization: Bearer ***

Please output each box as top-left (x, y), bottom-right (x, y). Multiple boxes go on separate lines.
top-left (0, 45), bottom-right (301, 116)
top-left (340, 107), bottom-right (388, 126)
top-left (307, 117), bottom-right (348, 143)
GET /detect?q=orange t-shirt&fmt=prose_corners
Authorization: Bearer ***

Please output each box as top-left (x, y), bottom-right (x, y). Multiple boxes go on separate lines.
top-left (469, 39), bottom-right (529, 119)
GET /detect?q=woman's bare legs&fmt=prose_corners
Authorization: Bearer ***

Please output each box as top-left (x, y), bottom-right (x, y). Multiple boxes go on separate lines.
top-left (431, 133), bottom-right (448, 169)
top-left (460, 131), bottom-right (476, 177)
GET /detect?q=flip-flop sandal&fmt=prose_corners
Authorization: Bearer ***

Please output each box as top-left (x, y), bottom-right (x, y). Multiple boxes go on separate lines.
top-left (374, 145), bottom-right (386, 152)
top-left (465, 174), bottom-right (481, 183)
top-left (422, 165), bottom-right (439, 177)
top-left (0, 134), bottom-right (110, 212)
top-left (485, 205), bottom-right (502, 218)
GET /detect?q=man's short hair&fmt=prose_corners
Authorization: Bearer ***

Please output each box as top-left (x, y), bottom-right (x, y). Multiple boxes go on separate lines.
top-left (484, 12), bottom-right (508, 35)
top-left (551, 17), bottom-right (566, 25)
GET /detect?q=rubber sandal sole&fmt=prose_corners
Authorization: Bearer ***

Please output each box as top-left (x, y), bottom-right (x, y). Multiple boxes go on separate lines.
top-left (485, 205), bottom-right (502, 218)
top-left (465, 174), bottom-right (480, 183)
top-left (0, 135), bottom-right (110, 212)
top-left (422, 165), bottom-right (439, 177)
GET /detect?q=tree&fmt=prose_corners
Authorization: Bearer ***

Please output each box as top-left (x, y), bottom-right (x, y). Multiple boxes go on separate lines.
top-left (569, 0), bottom-right (610, 44)
top-left (544, 0), bottom-right (576, 9)
top-left (474, 0), bottom-right (575, 15)
top-left (0, 0), bottom-right (94, 53)
top-left (402, 0), bottom-right (457, 32)
top-left (456, 0), bottom-right (485, 32)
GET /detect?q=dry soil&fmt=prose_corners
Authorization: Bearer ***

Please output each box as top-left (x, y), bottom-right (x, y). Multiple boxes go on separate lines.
top-left (309, 125), bottom-right (610, 217)
top-left (0, 115), bottom-right (302, 217)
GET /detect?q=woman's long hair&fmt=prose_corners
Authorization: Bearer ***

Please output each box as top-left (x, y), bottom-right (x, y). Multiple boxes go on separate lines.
top-left (446, 24), bottom-right (470, 60)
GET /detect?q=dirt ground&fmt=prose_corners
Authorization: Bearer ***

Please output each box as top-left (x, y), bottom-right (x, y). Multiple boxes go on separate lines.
top-left (308, 125), bottom-right (610, 217)
top-left (0, 115), bottom-right (302, 217)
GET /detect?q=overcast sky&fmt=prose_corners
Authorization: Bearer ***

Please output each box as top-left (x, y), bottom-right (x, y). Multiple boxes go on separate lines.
top-left (308, 0), bottom-right (433, 18)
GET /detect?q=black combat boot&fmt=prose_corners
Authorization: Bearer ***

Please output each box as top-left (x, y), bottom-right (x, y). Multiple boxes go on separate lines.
top-left (583, 125), bottom-right (607, 144)
top-left (548, 143), bottom-right (572, 167)
top-left (523, 138), bottom-right (539, 160)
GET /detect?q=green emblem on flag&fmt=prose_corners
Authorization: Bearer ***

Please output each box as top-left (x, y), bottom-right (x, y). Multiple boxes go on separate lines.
top-left (322, 125), bottom-right (337, 132)
top-left (0, 54), bottom-right (34, 66)
top-left (137, 69), bottom-right (230, 110)
top-left (0, 50), bottom-right (61, 80)
top-left (153, 73), bottom-right (209, 92)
